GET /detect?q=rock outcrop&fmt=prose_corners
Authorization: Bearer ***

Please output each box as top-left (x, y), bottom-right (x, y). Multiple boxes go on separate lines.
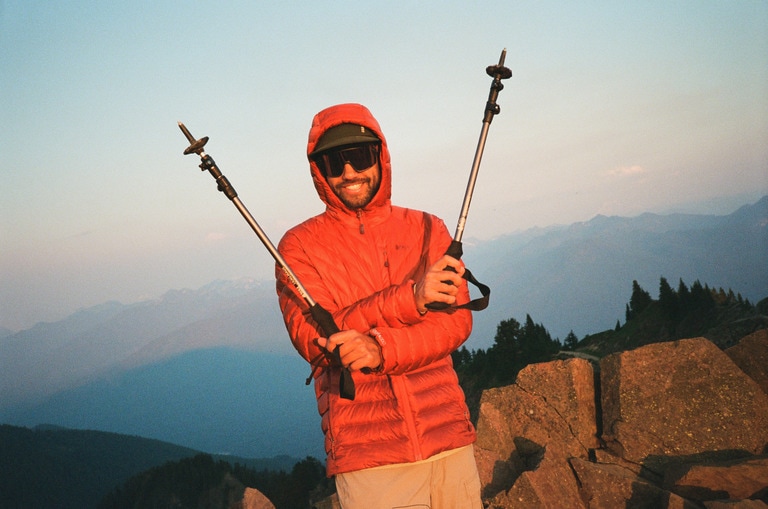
top-left (238, 487), bottom-right (275, 509)
top-left (726, 329), bottom-right (768, 395)
top-left (475, 330), bottom-right (768, 508)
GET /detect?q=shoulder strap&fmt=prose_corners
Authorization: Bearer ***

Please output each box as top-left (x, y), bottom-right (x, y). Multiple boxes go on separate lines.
top-left (402, 211), bottom-right (433, 283)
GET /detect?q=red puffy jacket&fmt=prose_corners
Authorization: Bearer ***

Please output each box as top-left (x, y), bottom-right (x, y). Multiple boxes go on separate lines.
top-left (276, 103), bottom-right (476, 476)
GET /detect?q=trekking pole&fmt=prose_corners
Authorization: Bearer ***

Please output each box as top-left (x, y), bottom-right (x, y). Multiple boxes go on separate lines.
top-left (426, 49), bottom-right (512, 311)
top-left (178, 122), bottom-right (357, 400)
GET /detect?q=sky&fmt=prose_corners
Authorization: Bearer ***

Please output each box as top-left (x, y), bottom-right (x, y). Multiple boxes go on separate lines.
top-left (1, 1), bottom-right (767, 332)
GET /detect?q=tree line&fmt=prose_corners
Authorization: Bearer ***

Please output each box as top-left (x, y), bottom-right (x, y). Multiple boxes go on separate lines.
top-left (98, 453), bottom-right (333, 509)
top-left (627, 277), bottom-right (753, 323)
top-left (452, 276), bottom-right (760, 421)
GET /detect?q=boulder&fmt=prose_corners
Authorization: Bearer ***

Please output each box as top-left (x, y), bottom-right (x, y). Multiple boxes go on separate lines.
top-left (725, 329), bottom-right (768, 395)
top-left (239, 487), bottom-right (275, 509)
top-left (475, 358), bottom-right (595, 507)
top-left (514, 357), bottom-right (600, 451)
top-left (570, 457), bottom-right (699, 509)
top-left (664, 456), bottom-right (768, 502)
top-left (486, 460), bottom-right (582, 509)
top-left (474, 331), bottom-right (768, 508)
top-left (600, 337), bottom-right (768, 474)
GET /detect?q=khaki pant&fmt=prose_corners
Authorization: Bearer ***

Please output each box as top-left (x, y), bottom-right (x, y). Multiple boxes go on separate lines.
top-left (335, 445), bottom-right (482, 509)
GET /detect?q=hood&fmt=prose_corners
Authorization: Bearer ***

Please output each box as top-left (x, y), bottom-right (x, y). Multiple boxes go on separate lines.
top-left (307, 103), bottom-right (392, 215)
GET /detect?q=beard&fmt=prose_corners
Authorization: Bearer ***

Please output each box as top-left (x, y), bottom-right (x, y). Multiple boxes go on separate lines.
top-left (330, 176), bottom-right (381, 210)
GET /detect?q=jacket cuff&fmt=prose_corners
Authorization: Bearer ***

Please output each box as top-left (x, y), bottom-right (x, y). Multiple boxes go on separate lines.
top-left (367, 328), bottom-right (386, 373)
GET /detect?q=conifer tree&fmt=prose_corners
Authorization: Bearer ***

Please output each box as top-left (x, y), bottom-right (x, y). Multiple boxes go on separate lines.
top-left (629, 280), bottom-right (652, 316)
top-left (677, 278), bottom-right (691, 307)
top-left (451, 346), bottom-right (472, 369)
top-left (520, 314), bottom-right (559, 365)
top-left (564, 330), bottom-right (579, 351)
top-left (489, 317), bottom-right (522, 384)
top-left (658, 276), bottom-right (678, 319)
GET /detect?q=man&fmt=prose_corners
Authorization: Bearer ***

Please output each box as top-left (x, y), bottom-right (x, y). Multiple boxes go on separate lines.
top-left (276, 103), bottom-right (482, 508)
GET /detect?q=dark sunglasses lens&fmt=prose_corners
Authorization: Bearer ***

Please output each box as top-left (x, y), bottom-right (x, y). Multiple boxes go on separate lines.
top-left (316, 145), bottom-right (378, 178)
top-left (343, 146), bottom-right (376, 171)
top-left (313, 154), bottom-right (331, 177)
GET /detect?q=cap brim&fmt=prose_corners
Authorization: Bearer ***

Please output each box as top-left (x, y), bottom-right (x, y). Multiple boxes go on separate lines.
top-left (311, 124), bottom-right (380, 155)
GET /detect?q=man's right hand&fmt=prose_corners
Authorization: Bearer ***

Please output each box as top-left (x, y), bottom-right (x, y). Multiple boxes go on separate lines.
top-left (413, 255), bottom-right (465, 314)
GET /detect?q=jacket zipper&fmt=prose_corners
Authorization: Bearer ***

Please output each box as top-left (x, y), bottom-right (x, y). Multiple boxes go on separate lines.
top-left (356, 210), bottom-right (365, 234)
top-left (392, 375), bottom-right (422, 461)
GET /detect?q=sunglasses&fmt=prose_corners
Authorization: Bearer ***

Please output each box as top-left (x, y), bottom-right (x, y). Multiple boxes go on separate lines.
top-left (312, 143), bottom-right (380, 178)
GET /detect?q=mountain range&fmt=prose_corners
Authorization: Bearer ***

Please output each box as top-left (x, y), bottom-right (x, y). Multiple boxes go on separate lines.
top-left (1, 196), bottom-right (766, 460)
top-left (468, 195), bottom-right (767, 345)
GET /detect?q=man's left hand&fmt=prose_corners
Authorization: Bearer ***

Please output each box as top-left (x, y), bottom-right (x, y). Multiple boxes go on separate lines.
top-left (317, 330), bottom-right (382, 372)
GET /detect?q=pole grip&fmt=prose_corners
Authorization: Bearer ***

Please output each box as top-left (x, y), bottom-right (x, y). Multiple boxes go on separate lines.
top-left (443, 239), bottom-right (464, 260)
top-left (309, 303), bottom-right (356, 400)
top-left (425, 241), bottom-right (463, 311)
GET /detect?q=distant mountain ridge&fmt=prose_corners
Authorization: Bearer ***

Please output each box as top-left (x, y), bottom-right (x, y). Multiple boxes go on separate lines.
top-left (0, 278), bottom-right (288, 408)
top-left (1, 196), bottom-right (765, 459)
top-left (2, 348), bottom-right (324, 460)
top-left (468, 195), bottom-right (767, 346)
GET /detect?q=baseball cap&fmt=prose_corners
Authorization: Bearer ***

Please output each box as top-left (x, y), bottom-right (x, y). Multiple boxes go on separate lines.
top-left (311, 123), bottom-right (380, 156)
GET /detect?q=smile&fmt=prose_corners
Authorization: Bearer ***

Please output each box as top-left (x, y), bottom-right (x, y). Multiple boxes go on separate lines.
top-left (340, 179), bottom-right (368, 191)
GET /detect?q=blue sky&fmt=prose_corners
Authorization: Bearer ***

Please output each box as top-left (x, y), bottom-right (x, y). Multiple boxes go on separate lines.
top-left (1, 1), bottom-right (767, 331)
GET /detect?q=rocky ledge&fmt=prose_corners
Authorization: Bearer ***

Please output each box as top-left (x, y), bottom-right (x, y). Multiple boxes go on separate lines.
top-left (475, 329), bottom-right (768, 508)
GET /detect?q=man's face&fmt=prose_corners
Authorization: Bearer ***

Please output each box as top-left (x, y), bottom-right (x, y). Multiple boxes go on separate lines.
top-left (326, 156), bottom-right (381, 210)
